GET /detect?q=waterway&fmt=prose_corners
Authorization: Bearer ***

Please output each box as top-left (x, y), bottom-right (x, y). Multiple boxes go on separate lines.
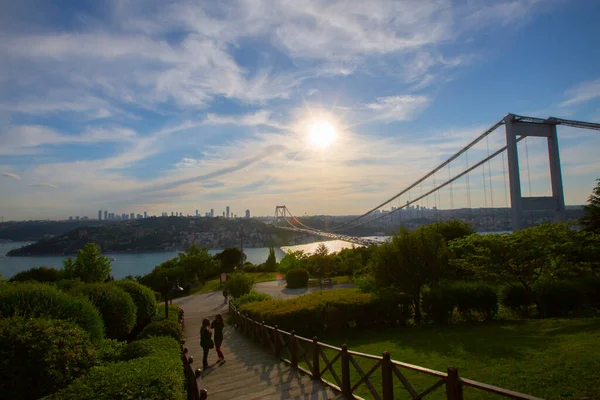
top-left (1, 239), bottom-right (371, 279)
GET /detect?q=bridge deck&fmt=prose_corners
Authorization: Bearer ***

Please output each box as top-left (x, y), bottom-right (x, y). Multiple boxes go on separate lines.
top-left (176, 292), bottom-right (336, 400)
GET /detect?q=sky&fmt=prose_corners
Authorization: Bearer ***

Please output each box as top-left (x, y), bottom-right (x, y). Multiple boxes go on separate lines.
top-left (1, 0), bottom-right (600, 221)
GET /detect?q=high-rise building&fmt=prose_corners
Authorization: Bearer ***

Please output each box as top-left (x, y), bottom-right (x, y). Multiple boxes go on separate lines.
top-left (144, 211), bottom-right (147, 219)
top-left (122, 213), bottom-right (127, 220)
top-left (75, 216), bottom-right (80, 220)
top-left (222, 211), bottom-right (225, 217)
top-left (98, 210), bottom-right (102, 220)
top-left (130, 213), bottom-right (135, 219)
top-left (104, 210), bottom-right (108, 220)
top-left (245, 209), bottom-right (250, 218)
top-left (195, 209), bottom-right (199, 217)
top-left (171, 212), bottom-right (174, 217)
top-left (210, 209), bottom-right (214, 218)
top-left (226, 206), bottom-right (230, 219)
top-left (69, 216), bottom-right (73, 220)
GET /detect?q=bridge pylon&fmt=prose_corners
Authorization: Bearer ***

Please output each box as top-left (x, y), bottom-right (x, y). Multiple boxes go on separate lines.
top-left (504, 114), bottom-right (565, 231)
top-left (274, 206), bottom-right (287, 224)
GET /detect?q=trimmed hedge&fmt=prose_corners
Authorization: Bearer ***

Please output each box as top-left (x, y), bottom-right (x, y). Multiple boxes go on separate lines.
top-left (112, 280), bottom-right (156, 329)
top-left (285, 268), bottom-right (309, 288)
top-left (10, 266), bottom-right (62, 283)
top-left (423, 282), bottom-right (498, 324)
top-left (153, 303), bottom-right (183, 324)
top-left (137, 319), bottom-right (183, 342)
top-left (239, 289), bottom-right (411, 335)
top-left (229, 290), bottom-right (273, 309)
top-left (0, 282), bottom-right (104, 342)
top-left (0, 317), bottom-right (97, 400)
top-left (43, 337), bottom-right (185, 400)
top-left (72, 283), bottom-right (137, 341)
top-left (500, 285), bottom-right (535, 317)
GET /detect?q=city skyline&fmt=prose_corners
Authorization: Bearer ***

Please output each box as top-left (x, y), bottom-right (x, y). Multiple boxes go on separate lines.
top-left (1, 1), bottom-right (600, 221)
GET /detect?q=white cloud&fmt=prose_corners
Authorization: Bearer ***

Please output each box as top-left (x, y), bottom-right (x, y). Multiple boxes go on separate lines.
top-left (364, 95), bottom-right (431, 123)
top-left (1, 172), bottom-right (20, 179)
top-left (560, 77), bottom-right (600, 108)
top-left (30, 183), bottom-right (58, 188)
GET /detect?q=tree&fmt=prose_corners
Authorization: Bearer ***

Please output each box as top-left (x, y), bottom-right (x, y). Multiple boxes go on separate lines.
top-left (371, 226), bottom-right (449, 323)
top-left (225, 272), bottom-right (255, 298)
top-left (428, 220), bottom-right (475, 243)
top-left (581, 179), bottom-right (600, 233)
top-left (264, 245), bottom-right (278, 272)
top-left (62, 243), bottom-right (111, 283)
top-left (278, 250), bottom-right (306, 274)
top-left (307, 244), bottom-right (333, 285)
top-left (215, 247), bottom-right (246, 273)
top-left (177, 244), bottom-right (219, 283)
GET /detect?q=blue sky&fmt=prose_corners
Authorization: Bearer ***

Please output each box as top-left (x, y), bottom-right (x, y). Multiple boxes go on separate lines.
top-left (1, 0), bottom-right (600, 220)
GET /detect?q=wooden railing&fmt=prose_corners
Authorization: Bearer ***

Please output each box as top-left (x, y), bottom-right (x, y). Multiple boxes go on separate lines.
top-left (230, 305), bottom-right (545, 400)
top-left (178, 308), bottom-right (207, 400)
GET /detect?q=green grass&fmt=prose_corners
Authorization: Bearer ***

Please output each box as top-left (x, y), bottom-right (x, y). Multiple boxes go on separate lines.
top-left (191, 272), bottom-right (278, 295)
top-left (294, 318), bottom-right (600, 400)
top-left (307, 275), bottom-right (352, 287)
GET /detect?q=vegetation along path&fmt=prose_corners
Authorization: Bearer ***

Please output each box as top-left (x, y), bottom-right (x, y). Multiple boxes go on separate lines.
top-left (174, 290), bottom-right (337, 399)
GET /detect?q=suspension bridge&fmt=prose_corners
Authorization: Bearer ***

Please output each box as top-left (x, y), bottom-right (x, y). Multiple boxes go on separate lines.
top-left (273, 113), bottom-right (600, 243)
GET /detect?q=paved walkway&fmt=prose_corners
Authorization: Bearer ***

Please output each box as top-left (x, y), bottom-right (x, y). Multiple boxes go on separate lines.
top-left (174, 288), bottom-right (337, 400)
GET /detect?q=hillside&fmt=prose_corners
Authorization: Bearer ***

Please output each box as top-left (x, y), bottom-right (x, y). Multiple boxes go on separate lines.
top-left (6, 217), bottom-right (310, 256)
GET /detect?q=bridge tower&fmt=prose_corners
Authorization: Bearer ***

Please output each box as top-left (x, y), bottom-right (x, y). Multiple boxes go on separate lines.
top-left (504, 114), bottom-right (565, 231)
top-left (274, 206), bottom-right (287, 224)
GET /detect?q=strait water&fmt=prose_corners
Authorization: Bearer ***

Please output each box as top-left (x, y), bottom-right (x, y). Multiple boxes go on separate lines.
top-left (1, 239), bottom-right (366, 279)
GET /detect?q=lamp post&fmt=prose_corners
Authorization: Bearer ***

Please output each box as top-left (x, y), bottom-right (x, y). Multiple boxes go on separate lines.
top-left (164, 277), bottom-right (184, 320)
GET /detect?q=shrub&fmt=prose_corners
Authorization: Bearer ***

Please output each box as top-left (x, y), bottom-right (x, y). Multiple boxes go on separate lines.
top-left (500, 285), bottom-right (535, 317)
top-left (153, 303), bottom-right (183, 325)
top-left (354, 274), bottom-right (377, 293)
top-left (226, 272), bottom-right (255, 297)
top-left (10, 266), bottom-right (62, 283)
top-left (230, 290), bottom-right (273, 309)
top-left (95, 339), bottom-right (127, 366)
top-left (0, 317), bottom-right (96, 400)
top-left (239, 289), bottom-right (408, 336)
top-left (578, 275), bottom-right (600, 310)
top-left (533, 280), bottom-right (585, 318)
top-left (0, 282), bottom-right (104, 341)
top-left (286, 268), bottom-right (309, 289)
top-left (44, 337), bottom-right (184, 400)
top-left (53, 278), bottom-right (83, 292)
top-left (112, 280), bottom-right (156, 329)
top-left (422, 285), bottom-right (456, 324)
top-left (72, 283), bottom-right (137, 340)
top-left (137, 319), bottom-right (183, 342)
top-left (452, 282), bottom-right (498, 321)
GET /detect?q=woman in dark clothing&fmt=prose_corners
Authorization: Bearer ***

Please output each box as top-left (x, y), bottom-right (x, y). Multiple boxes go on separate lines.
top-left (200, 318), bottom-right (213, 369)
top-left (211, 314), bottom-right (225, 361)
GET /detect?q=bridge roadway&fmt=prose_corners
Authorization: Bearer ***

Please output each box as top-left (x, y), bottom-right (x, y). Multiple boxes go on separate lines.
top-left (275, 226), bottom-right (379, 247)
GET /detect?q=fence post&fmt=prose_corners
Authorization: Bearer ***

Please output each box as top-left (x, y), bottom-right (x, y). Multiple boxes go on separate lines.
top-left (290, 330), bottom-right (298, 369)
top-left (312, 337), bottom-right (321, 380)
top-left (341, 344), bottom-right (352, 397)
top-left (382, 352), bottom-right (393, 400)
top-left (446, 366), bottom-right (463, 400)
top-left (261, 321), bottom-right (266, 347)
top-left (274, 325), bottom-right (281, 359)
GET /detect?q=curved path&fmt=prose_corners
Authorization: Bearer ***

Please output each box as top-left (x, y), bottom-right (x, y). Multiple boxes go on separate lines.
top-left (174, 284), bottom-right (341, 399)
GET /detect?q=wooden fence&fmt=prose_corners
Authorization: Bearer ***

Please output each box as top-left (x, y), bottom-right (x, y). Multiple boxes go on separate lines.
top-left (177, 308), bottom-right (207, 400)
top-left (230, 305), bottom-right (545, 400)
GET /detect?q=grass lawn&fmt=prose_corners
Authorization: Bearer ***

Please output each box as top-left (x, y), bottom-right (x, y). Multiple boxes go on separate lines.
top-left (295, 318), bottom-right (599, 400)
top-left (191, 272), bottom-right (279, 294)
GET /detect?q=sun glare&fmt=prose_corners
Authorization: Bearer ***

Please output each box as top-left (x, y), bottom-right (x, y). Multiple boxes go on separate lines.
top-left (308, 119), bottom-right (337, 149)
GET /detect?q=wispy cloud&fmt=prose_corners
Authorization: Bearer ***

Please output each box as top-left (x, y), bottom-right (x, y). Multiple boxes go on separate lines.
top-left (560, 77), bottom-right (600, 108)
top-left (364, 95), bottom-right (431, 123)
top-left (30, 183), bottom-right (58, 188)
top-left (1, 172), bottom-right (20, 179)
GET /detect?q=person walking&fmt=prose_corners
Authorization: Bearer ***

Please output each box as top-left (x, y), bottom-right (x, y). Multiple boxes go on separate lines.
top-left (222, 287), bottom-right (229, 304)
top-left (200, 318), bottom-right (213, 370)
top-left (211, 314), bottom-right (225, 361)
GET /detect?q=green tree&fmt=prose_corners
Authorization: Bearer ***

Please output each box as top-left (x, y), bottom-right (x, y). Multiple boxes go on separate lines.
top-left (581, 178), bottom-right (600, 233)
top-left (278, 250), bottom-right (306, 274)
top-left (264, 245), bottom-right (278, 272)
top-left (62, 243), bottom-right (111, 283)
top-left (177, 244), bottom-right (219, 283)
top-left (428, 220), bottom-right (475, 243)
top-left (371, 226), bottom-right (449, 323)
top-left (225, 272), bottom-right (255, 298)
top-left (215, 247), bottom-right (246, 273)
top-left (308, 244), bottom-right (333, 285)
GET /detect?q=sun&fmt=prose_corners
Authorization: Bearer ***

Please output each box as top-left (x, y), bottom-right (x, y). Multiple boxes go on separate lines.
top-left (308, 119), bottom-right (337, 149)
